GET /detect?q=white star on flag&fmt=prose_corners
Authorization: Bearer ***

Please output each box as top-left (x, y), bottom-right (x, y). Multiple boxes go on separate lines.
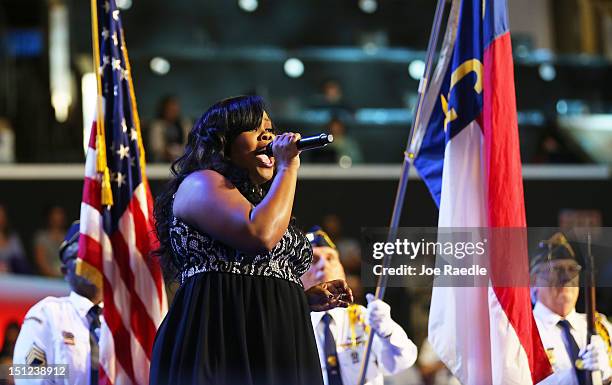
top-left (119, 68), bottom-right (129, 81)
top-left (117, 144), bottom-right (130, 160)
top-left (115, 172), bottom-right (125, 187)
top-left (99, 56), bottom-right (110, 74)
top-left (112, 58), bottom-right (122, 71)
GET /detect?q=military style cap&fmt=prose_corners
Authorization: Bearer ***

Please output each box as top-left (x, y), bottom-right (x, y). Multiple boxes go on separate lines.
top-left (306, 226), bottom-right (336, 249)
top-left (59, 220), bottom-right (80, 262)
top-left (530, 232), bottom-right (581, 272)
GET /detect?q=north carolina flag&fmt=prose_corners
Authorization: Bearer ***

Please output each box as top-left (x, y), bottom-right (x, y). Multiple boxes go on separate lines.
top-left (412, 0), bottom-right (553, 384)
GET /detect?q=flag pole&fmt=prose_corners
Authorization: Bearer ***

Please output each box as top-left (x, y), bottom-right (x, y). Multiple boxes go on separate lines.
top-left (356, 0), bottom-right (448, 383)
top-left (585, 232), bottom-right (603, 385)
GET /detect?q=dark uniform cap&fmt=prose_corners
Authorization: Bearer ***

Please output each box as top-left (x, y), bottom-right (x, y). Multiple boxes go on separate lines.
top-left (59, 220), bottom-right (80, 262)
top-left (530, 232), bottom-right (581, 272)
top-left (305, 226), bottom-right (336, 249)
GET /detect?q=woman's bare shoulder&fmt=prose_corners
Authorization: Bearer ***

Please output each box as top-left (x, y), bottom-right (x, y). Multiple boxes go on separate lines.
top-left (173, 170), bottom-right (236, 217)
top-left (183, 169), bottom-right (227, 185)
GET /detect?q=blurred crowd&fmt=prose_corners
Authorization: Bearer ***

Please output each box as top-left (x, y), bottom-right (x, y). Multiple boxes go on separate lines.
top-left (138, 84), bottom-right (582, 167)
top-left (143, 88), bottom-right (366, 167)
top-left (0, 80), bottom-right (587, 166)
top-left (0, 321), bottom-right (19, 385)
top-left (0, 203), bottom-right (66, 278)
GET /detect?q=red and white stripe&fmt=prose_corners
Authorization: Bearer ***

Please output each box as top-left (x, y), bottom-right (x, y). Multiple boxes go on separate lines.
top-left (79, 117), bottom-right (168, 385)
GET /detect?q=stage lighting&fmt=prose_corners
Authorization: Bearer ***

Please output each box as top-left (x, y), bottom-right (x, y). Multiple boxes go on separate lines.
top-left (116, 0), bottom-right (132, 10)
top-left (363, 42), bottom-right (378, 55)
top-left (283, 58), bottom-right (304, 78)
top-left (358, 0), bottom-right (378, 13)
top-left (538, 64), bottom-right (556, 82)
top-left (238, 0), bottom-right (258, 12)
top-left (339, 155), bottom-right (352, 168)
top-left (49, 2), bottom-right (72, 123)
top-left (408, 60), bottom-right (426, 80)
top-left (150, 57), bottom-right (171, 75)
top-left (556, 100), bottom-right (568, 115)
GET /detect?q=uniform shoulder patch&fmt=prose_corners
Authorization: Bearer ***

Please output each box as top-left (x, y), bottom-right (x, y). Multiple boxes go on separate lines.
top-left (25, 343), bottom-right (46, 366)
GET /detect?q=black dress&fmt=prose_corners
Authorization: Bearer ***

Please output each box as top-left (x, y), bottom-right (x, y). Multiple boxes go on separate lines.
top-left (150, 171), bottom-right (323, 385)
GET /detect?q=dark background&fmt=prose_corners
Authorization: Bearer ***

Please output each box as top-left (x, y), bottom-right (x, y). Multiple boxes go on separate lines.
top-left (2, 177), bottom-right (610, 257)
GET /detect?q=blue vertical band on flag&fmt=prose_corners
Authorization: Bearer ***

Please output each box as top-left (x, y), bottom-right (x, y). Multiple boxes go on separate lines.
top-left (445, 0), bottom-right (483, 137)
top-left (412, 91), bottom-right (446, 207)
top-left (413, 0), bottom-right (487, 206)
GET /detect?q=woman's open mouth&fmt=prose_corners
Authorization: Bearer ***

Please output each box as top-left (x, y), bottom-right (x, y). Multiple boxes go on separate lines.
top-left (255, 153), bottom-right (274, 168)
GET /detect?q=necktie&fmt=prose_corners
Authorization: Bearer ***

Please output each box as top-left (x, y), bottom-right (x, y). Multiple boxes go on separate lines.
top-left (322, 313), bottom-right (343, 385)
top-left (558, 319), bottom-right (587, 385)
top-left (87, 305), bottom-right (101, 385)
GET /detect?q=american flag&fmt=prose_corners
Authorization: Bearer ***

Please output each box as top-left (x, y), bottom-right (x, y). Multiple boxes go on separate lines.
top-left (77, 1), bottom-right (168, 384)
top-left (413, 0), bottom-right (552, 384)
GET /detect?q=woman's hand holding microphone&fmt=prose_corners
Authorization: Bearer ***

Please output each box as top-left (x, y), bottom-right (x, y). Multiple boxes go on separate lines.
top-left (271, 132), bottom-right (301, 170)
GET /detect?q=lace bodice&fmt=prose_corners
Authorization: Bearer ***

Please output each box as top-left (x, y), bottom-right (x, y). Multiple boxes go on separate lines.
top-left (169, 165), bottom-right (312, 286)
top-left (170, 217), bottom-right (313, 286)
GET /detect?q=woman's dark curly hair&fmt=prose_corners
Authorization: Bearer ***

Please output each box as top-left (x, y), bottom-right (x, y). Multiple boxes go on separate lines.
top-left (153, 95), bottom-right (274, 280)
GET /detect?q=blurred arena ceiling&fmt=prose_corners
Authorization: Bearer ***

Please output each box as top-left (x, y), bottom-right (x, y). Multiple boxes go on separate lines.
top-left (69, 0), bottom-right (438, 54)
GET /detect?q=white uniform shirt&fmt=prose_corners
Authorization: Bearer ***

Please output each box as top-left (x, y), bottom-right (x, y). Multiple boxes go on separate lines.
top-left (534, 301), bottom-right (612, 385)
top-left (311, 306), bottom-right (417, 385)
top-left (13, 291), bottom-right (104, 385)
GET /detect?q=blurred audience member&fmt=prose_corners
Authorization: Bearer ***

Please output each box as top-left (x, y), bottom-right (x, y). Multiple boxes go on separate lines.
top-left (0, 204), bottom-right (28, 274)
top-left (33, 205), bottom-right (66, 278)
top-left (322, 79), bottom-right (343, 104)
top-left (314, 79), bottom-right (354, 121)
top-left (148, 95), bottom-right (191, 162)
top-left (0, 118), bottom-right (15, 163)
top-left (0, 321), bottom-right (20, 358)
top-left (321, 214), bottom-right (361, 275)
top-left (0, 321), bottom-right (19, 384)
top-left (0, 354), bottom-right (15, 385)
top-left (310, 118), bottom-right (363, 165)
top-left (329, 117), bottom-right (363, 165)
top-left (533, 129), bottom-right (581, 163)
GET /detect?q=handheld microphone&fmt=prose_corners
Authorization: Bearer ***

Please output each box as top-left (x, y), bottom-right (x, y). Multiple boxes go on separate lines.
top-left (259, 133), bottom-right (334, 157)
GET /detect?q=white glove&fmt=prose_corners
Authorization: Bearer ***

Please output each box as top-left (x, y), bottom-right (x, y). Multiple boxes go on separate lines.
top-left (366, 293), bottom-right (394, 338)
top-left (579, 335), bottom-right (612, 380)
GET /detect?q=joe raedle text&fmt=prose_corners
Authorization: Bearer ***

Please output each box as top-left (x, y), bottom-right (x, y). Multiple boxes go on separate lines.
top-left (372, 264), bottom-right (488, 277)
